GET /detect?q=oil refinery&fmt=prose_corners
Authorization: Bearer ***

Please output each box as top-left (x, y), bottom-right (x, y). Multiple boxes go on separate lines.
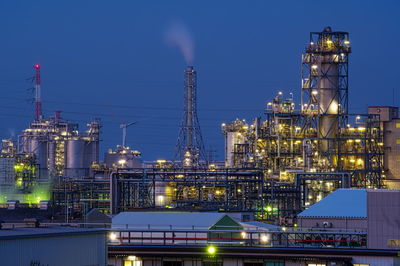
top-left (0, 27), bottom-right (399, 224)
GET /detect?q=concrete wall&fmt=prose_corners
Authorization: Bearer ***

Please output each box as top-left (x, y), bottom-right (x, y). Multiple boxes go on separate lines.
top-left (367, 189), bottom-right (400, 250)
top-left (298, 217), bottom-right (367, 231)
top-left (0, 233), bottom-right (106, 266)
top-left (383, 118), bottom-right (400, 188)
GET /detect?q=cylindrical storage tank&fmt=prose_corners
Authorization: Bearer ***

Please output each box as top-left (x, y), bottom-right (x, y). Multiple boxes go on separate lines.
top-left (64, 139), bottom-right (86, 178)
top-left (83, 141), bottom-right (95, 169)
top-left (225, 131), bottom-right (245, 168)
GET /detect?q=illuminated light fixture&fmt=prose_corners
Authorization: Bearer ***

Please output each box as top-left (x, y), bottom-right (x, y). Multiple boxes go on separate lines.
top-left (118, 159), bottom-right (126, 166)
top-left (344, 40), bottom-right (350, 45)
top-left (311, 65), bottom-right (318, 69)
top-left (109, 232), bottom-right (117, 241)
top-left (278, 91), bottom-right (283, 95)
top-left (241, 232), bottom-right (247, 238)
top-left (311, 90), bottom-right (318, 95)
top-left (282, 227), bottom-right (286, 232)
top-left (266, 206), bottom-right (273, 212)
top-left (260, 234), bottom-right (269, 243)
top-left (207, 246), bottom-right (216, 255)
top-left (127, 256), bottom-right (137, 261)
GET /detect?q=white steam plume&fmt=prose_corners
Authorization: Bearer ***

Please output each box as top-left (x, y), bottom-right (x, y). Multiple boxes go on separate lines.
top-left (165, 21), bottom-right (194, 64)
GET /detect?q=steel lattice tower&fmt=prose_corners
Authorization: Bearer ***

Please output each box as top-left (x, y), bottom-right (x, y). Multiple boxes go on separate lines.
top-left (175, 66), bottom-right (207, 168)
top-left (301, 26), bottom-right (351, 153)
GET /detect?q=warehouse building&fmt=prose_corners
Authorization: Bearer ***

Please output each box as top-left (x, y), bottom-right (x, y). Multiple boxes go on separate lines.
top-left (297, 188), bottom-right (400, 250)
top-left (0, 226), bottom-right (107, 266)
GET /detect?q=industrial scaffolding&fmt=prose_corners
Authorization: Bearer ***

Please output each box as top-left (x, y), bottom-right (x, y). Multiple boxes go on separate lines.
top-left (222, 27), bottom-right (384, 191)
top-left (52, 179), bottom-right (110, 219)
top-left (110, 168), bottom-right (265, 214)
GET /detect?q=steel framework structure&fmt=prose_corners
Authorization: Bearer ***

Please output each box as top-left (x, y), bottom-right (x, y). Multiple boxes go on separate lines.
top-left (175, 66), bottom-right (207, 168)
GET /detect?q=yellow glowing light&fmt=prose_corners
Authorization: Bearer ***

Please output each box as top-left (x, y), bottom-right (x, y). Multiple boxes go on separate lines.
top-left (109, 232), bottom-right (117, 241)
top-left (241, 232), bottom-right (247, 238)
top-left (127, 256), bottom-right (137, 261)
top-left (207, 246), bottom-right (216, 255)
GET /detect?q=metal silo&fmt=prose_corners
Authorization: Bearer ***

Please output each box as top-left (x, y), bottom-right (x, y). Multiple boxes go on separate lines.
top-left (65, 139), bottom-right (86, 178)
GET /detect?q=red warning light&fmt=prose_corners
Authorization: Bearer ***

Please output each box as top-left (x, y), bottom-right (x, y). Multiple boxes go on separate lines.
top-left (34, 64), bottom-right (40, 69)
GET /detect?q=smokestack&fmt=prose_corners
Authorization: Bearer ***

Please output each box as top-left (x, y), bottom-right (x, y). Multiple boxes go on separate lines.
top-left (33, 64), bottom-right (42, 121)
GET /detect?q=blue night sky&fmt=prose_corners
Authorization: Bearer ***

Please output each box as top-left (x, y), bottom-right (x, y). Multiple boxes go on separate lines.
top-left (0, 1), bottom-right (399, 161)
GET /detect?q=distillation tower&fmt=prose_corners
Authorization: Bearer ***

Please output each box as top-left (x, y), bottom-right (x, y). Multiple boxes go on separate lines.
top-left (223, 27), bottom-right (384, 196)
top-left (175, 66), bottom-right (207, 168)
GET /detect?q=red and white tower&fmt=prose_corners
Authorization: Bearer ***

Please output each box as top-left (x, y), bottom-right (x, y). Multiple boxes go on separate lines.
top-left (33, 64), bottom-right (42, 121)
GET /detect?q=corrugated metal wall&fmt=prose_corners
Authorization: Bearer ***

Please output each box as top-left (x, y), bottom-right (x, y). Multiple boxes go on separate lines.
top-left (0, 233), bottom-right (106, 266)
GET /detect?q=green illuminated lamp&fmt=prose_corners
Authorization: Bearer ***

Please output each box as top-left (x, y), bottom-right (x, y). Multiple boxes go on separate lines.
top-left (207, 246), bottom-right (216, 255)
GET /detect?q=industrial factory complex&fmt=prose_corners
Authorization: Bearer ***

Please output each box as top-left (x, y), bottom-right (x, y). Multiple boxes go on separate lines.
top-left (1, 27), bottom-right (400, 265)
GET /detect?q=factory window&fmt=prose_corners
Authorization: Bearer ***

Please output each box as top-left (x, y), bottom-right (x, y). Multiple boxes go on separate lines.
top-left (397, 156), bottom-right (400, 161)
top-left (124, 257), bottom-right (142, 266)
top-left (397, 139), bottom-right (400, 145)
top-left (396, 123), bottom-right (400, 128)
top-left (124, 261), bottom-right (142, 266)
top-left (353, 264), bottom-right (370, 266)
top-left (307, 264), bottom-right (326, 266)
